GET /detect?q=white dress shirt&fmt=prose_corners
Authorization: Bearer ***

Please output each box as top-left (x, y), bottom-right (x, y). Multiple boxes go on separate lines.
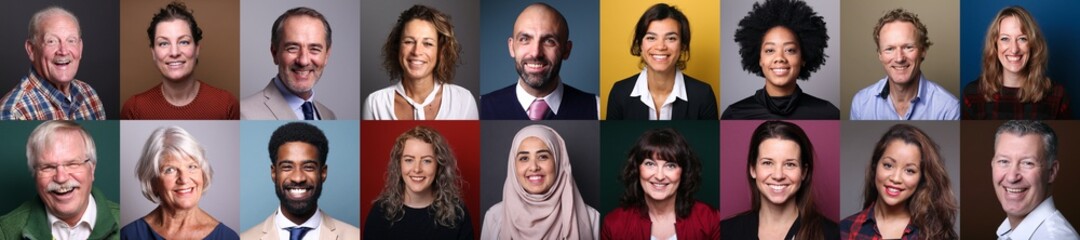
top-left (47, 196), bottom-right (96, 240)
top-left (362, 81), bottom-right (478, 120)
top-left (274, 206), bottom-right (323, 240)
top-left (997, 196), bottom-right (1079, 240)
top-left (629, 68), bottom-right (687, 120)
top-left (514, 81), bottom-right (600, 118)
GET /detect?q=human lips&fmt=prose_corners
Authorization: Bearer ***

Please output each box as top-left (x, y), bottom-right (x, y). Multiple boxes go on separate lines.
top-left (648, 181), bottom-right (673, 191)
top-left (46, 181), bottom-right (80, 200)
top-left (1001, 185), bottom-right (1029, 199)
top-left (769, 66), bottom-right (791, 77)
top-left (521, 59), bottom-right (549, 73)
top-left (765, 183), bottom-right (789, 193)
top-left (525, 173), bottom-right (545, 184)
top-left (1003, 53), bottom-right (1024, 63)
top-left (289, 65), bottom-right (317, 80)
top-left (649, 53), bottom-right (671, 62)
top-left (883, 185), bottom-right (905, 197)
top-left (282, 184), bottom-right (314, 200)
top-left (52, 56), bottom-right (73, 68)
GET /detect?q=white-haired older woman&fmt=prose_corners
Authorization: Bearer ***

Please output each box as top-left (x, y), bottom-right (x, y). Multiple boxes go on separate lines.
top-left (119, 126), bottom-right (238, 239)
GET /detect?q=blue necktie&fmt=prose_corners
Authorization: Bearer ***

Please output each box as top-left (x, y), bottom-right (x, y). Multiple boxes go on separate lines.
top-left (286, 226), bottom-right (311, 240)
top-left (302, 102), bottom-right (315, 120)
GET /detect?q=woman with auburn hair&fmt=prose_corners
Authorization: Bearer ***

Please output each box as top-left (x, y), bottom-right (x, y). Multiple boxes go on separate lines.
top-left (839, 124), bottom-right (958, 239)
top-left (364, 126), bottom-right (474, 239)
top-left (601, 128), bottom-right (719, 239)
top-left (962, 6), bottom-right (1070, 119)
top-left (363, 5), bottom-right (478, 120)
top-left (721, 120), bottom-right (838, 240)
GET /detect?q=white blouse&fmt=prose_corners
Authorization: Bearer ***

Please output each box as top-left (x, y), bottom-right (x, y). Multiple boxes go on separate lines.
top-left (362, 81), bottom-right (479, 120)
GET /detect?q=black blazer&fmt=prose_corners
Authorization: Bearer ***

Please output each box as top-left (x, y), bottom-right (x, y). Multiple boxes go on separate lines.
top-left (606, 73), bottom-right (718, 120)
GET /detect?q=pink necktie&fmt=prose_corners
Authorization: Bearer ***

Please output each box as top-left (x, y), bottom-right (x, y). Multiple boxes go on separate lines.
top-left (528, 99), bottom-right (549, 120)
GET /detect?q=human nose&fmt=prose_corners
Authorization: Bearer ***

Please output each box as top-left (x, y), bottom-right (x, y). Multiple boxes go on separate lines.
top-left (52, 166), bottom-right (71, 182)
top-left (295, 49), bottom-right (311, 66)
top-left (888, 168), bottom-right (902, 183)
top-left (769, 165), bottom-right (786, 180)
top-left (1004, 164), bottom-right (1022, 183)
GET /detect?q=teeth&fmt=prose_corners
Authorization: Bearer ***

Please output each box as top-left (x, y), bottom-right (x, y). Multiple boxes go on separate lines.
top-left (768, 184), bottom-right (785, 192)
top-left (55, 187), bottom-right (73, 194)
top-left (771, 68), bottom-right (789, 75)
top-left (525, 63), bottom-right (543, 68)
top-left (177, 188), bottom-right (193, 193)
top-left (886, 187), bottom-right (900, 194)
top-left (651, 55), bottom-right (669, 60)
top-left (527, 176), bottom-right (541, 181)
top-left (1005, 56), bottom-right (1021, 62)
top-left (1006, 187), bottom-right (1025, 193)
top-left (288, 188), bottom-right (308, 194)
top-left (410, 176), bottom-right (424, 181)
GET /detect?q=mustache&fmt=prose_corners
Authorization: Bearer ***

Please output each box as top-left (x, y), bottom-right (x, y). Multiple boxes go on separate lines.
top-left (281, 181), bottom-right (314, 190)
top-left (520, 57), bottom-right (550, 66)
top-left (47, 181), bottom-right (80, 192)
top-left (289, 64), bottom-right (315, 72)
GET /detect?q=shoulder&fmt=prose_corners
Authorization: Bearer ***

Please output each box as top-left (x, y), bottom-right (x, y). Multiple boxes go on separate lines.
top-left (209, 222), bottom-right (241, 240)
top-left (681, 75), bottom-right (713, 90)
top-left (198, 81), bottom-right (239, 101)
top-left (71, 79), bottom-right (101, 96)
top-left (0, 200), bottom-right (34, 228)
top-left (481, 84), bottom-right (516, 100)
top-left (852, 79), bottom-right (886, 100)
top-left (444, 83), bottom-right (474, 95)
top-left (240, 214), bottom-right (273, 238)
top-left (962, 80), bottom-right (983, 95)
top-left (720, 212), bottom-right (756, 229)
top-left (325, 214), bottom-right (361, 234)
top-left (602, 207), bottom-right (642, 229)
top-left (119, 218), bottom-right (151, 239)
top-left (483, 202), bottom-right (505, 225)
top-left (611, 74), bottom-right (639, 92)
top-left (365, 85), bottom-right (397, 105)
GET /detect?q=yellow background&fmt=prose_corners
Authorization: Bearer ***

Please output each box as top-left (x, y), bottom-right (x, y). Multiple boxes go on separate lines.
top-left (599, 0), bottom-right (720, 119)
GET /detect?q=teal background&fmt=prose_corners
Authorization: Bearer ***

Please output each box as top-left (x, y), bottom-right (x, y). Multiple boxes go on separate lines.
top-left (0, 121), bottom-right (121, 214)
top-left (598, 121), bottom-right (719, 217)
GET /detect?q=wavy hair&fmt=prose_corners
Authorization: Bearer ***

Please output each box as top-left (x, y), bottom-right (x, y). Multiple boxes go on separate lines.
top-left (374, 126), bottom-right (465, 228)
top-left (978, 6), bottom-right (1050, 103)
top-left (863, 124), bottom-right (957, 239)
top-left (873, 8), bottom-right (932, 53)
top-left (618, 128), bottom-right (702, 219)
top-left (630, 3), bottom-right (691, 71)
top-left (382, 5), bottom-right (461, 83)
top-left (735, 0), bottom-right (829, 80)
top-left (743, 120), bottom-right (827, 240)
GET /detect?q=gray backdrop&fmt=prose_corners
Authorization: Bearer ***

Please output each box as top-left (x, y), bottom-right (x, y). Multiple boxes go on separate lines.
top-left (839, 121), bottom-right (961, 235)
top-left (119, 121), bottom-right (241, 231)
top-left (478, 0), bottom-right (600, 96)
top-left (479, 120), bottom-right (600, 225)
top-left (239, 0), bottom-right (361, 120)
top-left (360, 0), bottom-right (481, 109)
top-left (239, 120), bottom-right (360, 230)
top-left (0, 1), bottom-right (120, 119)
top-left (720, 0), bottom-right (841, 114)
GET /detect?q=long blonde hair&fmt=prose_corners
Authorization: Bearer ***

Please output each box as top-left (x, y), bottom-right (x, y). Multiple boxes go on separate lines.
top-left (374, 126), bottom-right (465, 228)
top-left (978, 6), bottom-right (1050, 103)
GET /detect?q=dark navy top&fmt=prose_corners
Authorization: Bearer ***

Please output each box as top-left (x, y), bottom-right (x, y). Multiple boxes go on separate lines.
top-left (120, 218), bottom-right (239, 240)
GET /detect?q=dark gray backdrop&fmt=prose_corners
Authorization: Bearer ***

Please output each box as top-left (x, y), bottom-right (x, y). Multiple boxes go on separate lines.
top-left (0, 1), bottom-right (120, 119)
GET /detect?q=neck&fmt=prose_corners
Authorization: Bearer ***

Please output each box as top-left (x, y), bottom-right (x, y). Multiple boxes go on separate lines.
top-left (1002, 71), bottom-right (1026, 88)
top-left (404, 189), bottom-right (435, 208)
top-left (161, 78), bottom-right (199, 106)
top-left (646, 69), bottom-right (676, 95)
top-left (759, 198), bottom-right (799, 224)
top-left (520, 77), bottom-right (559, 98)
top-left (874, 199), bottom-right (911, 222)
top-left (281, 205), bottom-right (317, 226)
top-left (888, 76), bottom-right (920, 103)
top-left (402, 76), bottom-right (436, 103)
top-left (151, 206), bottom-right (206, 231)
top-left (645, 196), bottom-right (677, 217)
top-left (764, 82), bottom-right (796, 97)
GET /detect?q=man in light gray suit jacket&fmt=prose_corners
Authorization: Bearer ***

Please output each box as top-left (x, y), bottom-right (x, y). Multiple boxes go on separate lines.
top-left (241, 7), bottom-right (337, 120)
top-left (241, 122), bottom-right (359, 240)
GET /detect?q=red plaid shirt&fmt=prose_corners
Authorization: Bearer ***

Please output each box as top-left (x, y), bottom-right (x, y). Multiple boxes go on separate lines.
top-left (839, 203), bottom-right (919, 240)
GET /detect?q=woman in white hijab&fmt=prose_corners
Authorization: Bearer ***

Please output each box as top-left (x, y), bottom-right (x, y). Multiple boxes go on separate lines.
top-left (481, 124), bottom-right (599, 240)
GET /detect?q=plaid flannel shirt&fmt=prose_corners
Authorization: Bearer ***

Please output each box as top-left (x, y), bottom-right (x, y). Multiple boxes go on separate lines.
top-left (0, 69), bottom-right (106, 120)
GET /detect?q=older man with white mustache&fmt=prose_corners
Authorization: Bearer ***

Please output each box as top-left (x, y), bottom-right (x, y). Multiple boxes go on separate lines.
top-left (0, 7), bottom-right (106, 120)
top-left (0, 120), bottom-right (120, 240)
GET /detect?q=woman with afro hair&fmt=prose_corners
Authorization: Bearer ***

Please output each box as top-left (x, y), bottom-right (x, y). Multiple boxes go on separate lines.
top-left (721, 0), bottom-right (840, 120)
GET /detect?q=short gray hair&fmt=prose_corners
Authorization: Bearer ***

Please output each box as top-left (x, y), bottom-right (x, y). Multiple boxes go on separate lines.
top-left (27, 6), bottom-right (81, 43)
top-left (995, 120), bottom-right (1057, 166)
top-left (26, 120), bottom-right (97, 175)
top-left (135, 126), bottom-right (214, 204)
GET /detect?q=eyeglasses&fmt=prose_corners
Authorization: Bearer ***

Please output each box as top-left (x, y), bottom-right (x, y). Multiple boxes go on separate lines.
top-left (35, 159), bottom-right (91, 177)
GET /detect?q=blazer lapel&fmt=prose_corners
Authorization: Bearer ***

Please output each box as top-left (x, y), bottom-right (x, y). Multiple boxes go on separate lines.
top-left (671, 99), bottom-right (689, 120)
top-left (320, 212), bottom-right (339, 240)
top-left (260, 82), bottom-right (298, 120)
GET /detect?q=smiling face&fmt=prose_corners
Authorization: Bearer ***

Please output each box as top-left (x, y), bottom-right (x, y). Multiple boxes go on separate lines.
top-left (751, 138), bottom-right (803, 206)
top-left (640, 18), bottom-right (682, 75)
top-left (515, 137), bottom-right (556, 194)
top-left (273, 15), bottom-right (330, 100)
top-left (27, 13), bottom-right (82, 87)
top-left (156, 153), bottom-right (204, 210)
top-left (875, 140), bottom-right (922, 208)
top-left (759, 26), bottom-right (802, 92)
top-left (877, 21), bottom-right (925, 85)
top-left (992, 133), bottom-right (1054, 221)
top-left (399, 20), bottom-right (438, 82)
top-left (996, 16), bottom-right (1029, 76)
top-left (152, 20), bottom-right (199, 82)
top-left (34, 130), bottom-right (93, 225)
top-left (400, 138), bottom-right (437, 197)
top-left (272, 141), bottom-right (326, 217)
top-left (509, 6), bottom-right (569, 91)
top-left (639, 157), bottom-right (681, 202)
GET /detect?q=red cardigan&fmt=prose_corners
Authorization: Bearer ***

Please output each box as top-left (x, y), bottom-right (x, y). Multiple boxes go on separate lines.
top-left (601, 201), bottom-right (720, 240)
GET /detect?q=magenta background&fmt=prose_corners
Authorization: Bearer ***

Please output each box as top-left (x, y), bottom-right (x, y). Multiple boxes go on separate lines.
top-left (719, 120), bottom-right (841, 222)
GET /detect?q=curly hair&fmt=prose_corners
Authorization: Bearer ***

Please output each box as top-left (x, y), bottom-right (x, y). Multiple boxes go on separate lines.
top-left (873, 8), bottom-right (932, 52)
top-left (147, 1), bottom-right (203, 47)
top-left (734, 0), bottom-right (828, 80)
top-left (374, 126), bottom-right (465, 228)
top-left (267, 122), bottom-right (329, 165)
top-left (618, 128), bottom-right (702, 219)
top-left (978, 6), bottom-right (1050, 103)
top-left (631, 3), bottom-right (691, 71)
top-left (743, 120), bottom-right (828, 240)
top-left (864, 124), bottom-right (957, 239)
top-left (382, 5), bottom-right (461, 83)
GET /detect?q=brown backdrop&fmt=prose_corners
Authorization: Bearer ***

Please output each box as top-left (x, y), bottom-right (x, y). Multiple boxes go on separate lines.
top-left (961, 121), bottom-right (1080, 237)
top-left (119, 0), bottom-right (240, 105)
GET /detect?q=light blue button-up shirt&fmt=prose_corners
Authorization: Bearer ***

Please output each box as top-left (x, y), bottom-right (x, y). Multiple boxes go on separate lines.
top-left (850, 75), bottom-right (959, 120)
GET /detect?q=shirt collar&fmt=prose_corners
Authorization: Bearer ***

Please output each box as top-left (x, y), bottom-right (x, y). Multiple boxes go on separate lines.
top-left (629, 68), bottom-right (687, 101)
top-left (516, 80), bottom-right (564, 114)
top-left (875, 74), bottom-right (928, 103)
top-left (46, 194), bottom-right (97, 231)
top-left (29, 68), bottom-right (78, 103)
top-left (997, 196), bottom-right (1058, 239)
top-left (274, 206), bottom-right (322, 230)
top-left (273, 76), bottom-right (316, 117)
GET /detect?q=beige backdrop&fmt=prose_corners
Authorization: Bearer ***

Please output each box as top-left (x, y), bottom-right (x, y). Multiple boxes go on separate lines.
top-left (840, 0), bottom-right (960, 120)
top-left (119, 0), bottom-right (240, 104)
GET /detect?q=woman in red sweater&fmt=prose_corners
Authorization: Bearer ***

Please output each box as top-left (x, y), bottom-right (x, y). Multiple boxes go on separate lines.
top-left (121, 1), bottom-right (239, 120)
top-left (601, 128), bottom-right (719, 240)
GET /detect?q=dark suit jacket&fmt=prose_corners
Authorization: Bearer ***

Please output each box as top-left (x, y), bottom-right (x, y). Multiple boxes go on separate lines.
top-left (606, 74), bottom-right (718, 120)
top-left (480, 83), bottom-right (598, 120)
